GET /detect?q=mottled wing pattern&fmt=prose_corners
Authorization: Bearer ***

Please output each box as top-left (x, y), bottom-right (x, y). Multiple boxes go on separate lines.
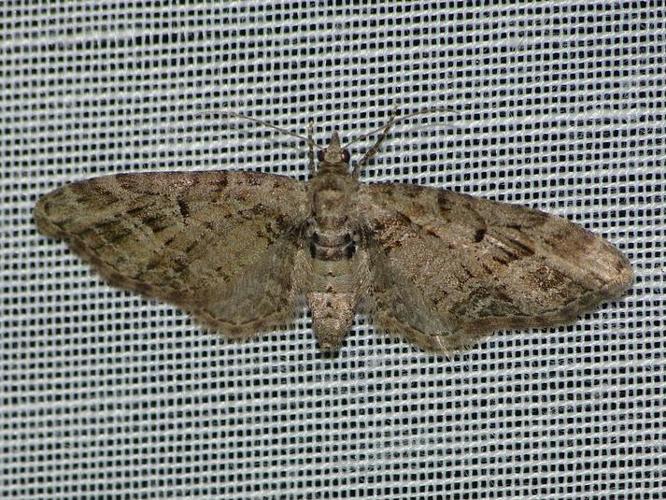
top-left (358, 183), bottom-right (633, 354)
top-left (35, 171), bottom-right (309, 338)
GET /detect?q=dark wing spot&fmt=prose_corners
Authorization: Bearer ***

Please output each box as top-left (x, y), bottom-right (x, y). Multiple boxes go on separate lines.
top-left (115, 173), bottom-right (147, 192)
top-left (437, 191), bottom-right (452, 214)
top-left (215, 175), bottom-right (229, 191)
top-left (71, 181), bottom-right (120, 209)
top-left (345, 240), bottom-right (357, 258)
top-left (133, 281), bottom-right (152, 294)
top-left (492, 255), bottom-right (511, 266)
top-left (452, 286), bottom-right (522, 318)
top-left (504, 236), bottom-right (535, 257)
top-left (141, 213), bottom-right (169, 233)
top-left (474, 228), bottom-right (486, 242)
top-left (143, 256), bottom-right (162, 272)
top-left (126, 205), bottom-right (150, 217)
top-left (400, 184), bottom-right (422, 198)
top-left (183, 240), bottom-right (199, 254)
top-left (394, 211), bottom-right (413, 226)
top-left (534, 265), bottom-right (572, 293)
top-left (247, 174), bottom-right (263, 186)
top-left (504, 208), bottom-right (549, 229)
top-left (177, 198), bottom-right (190, 219)
top-left (481, 263), bottom-right (494, 275)
top-left (497, 248), bottom-right (521, 262)
top-left (96, 220), bottom-right (130, 239)
top-left (614, 257), bottom-right (628, 273)
top-left (172, 255), bottom-right (190, 274)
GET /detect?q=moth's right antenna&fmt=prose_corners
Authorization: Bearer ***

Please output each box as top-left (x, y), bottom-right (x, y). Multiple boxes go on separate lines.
top-left (307, 120), bottom-right (316, 172)
top-left (348, 106), bottom-right (461, 177)
top-left (215, 110), bottom-right (321, 151)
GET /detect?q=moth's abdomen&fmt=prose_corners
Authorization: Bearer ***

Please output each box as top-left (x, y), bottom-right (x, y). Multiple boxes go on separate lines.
top-left (307, 291), bottom-right (356, 351)
top-left (306, 259), bottom-right (367, 352)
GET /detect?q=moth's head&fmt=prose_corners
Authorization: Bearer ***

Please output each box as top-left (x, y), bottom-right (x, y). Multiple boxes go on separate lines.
top-left (318, 131), bottom-right (351, 165)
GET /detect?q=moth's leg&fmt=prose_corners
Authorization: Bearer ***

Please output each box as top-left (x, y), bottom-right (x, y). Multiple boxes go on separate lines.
top-left (353, 110), bottom-right (398, 177)
top-left (307, 120), bottom-right (316, 173)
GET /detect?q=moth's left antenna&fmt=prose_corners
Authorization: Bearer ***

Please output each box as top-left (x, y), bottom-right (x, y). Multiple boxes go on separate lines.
top-left (217, 111), bottom-right (321, 151)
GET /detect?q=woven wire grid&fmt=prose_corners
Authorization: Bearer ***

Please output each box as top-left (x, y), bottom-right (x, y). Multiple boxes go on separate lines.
top-left (1, 1), bottom-right (664, 499)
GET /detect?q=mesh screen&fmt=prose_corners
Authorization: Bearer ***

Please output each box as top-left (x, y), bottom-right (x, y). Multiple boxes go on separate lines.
top-left (2, 1), bottom-right (664, 498)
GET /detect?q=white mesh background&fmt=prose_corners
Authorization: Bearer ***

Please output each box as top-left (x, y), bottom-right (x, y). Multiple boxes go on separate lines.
top-left (2, 1), bottom-right (664, 498)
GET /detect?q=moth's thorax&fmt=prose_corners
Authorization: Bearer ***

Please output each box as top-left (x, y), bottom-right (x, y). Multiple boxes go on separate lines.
top-left (311, 174), bottom-right (353, 226)
top-left (317, 160), bottom-right (349, 175)
top-left (307, 170), bottom-right (359, 262)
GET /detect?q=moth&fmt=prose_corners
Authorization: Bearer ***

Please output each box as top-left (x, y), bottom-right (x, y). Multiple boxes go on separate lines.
top-left (34, 112), bottom-right (633, 354)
